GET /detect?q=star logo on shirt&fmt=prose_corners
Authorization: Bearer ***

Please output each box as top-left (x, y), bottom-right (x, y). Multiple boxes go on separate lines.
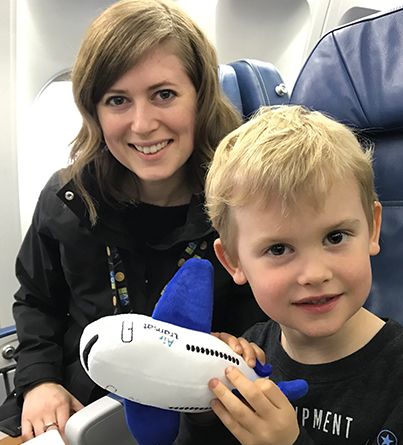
top-left (377, 430), bottom-right (398, 445)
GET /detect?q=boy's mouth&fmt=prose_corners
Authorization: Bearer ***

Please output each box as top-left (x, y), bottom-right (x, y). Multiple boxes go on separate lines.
top-left (293, 294), bottom-right (342, 313)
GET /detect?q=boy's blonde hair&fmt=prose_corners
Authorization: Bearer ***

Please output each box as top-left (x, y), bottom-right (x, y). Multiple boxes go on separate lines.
top-left (206, 105), bottom-right (377, 261)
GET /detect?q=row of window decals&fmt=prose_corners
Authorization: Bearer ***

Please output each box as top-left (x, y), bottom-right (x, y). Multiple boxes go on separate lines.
top-left (168, 405), bottom-right (211, 411)
top-left (186, 343), bottom-right (240, 366)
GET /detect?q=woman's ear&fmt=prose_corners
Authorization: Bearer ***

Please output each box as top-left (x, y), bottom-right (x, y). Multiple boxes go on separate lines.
top-left (369, 201), bottom-right (382, 256)
top-left (214, 239), bottom-right (248, 285)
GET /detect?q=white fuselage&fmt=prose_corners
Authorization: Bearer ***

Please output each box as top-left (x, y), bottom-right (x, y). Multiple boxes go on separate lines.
top-left (80, 314), bottom-right (261, 411)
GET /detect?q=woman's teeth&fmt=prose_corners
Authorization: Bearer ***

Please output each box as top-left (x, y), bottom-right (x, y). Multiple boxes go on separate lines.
top-left (133, 140), bottom-right (170, 154)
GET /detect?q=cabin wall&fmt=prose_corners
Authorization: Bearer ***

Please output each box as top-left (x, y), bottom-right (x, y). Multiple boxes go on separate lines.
top-left (0, 0), bottom-right (19, 327)
top-left (0, 0), bottom-right (402, 327)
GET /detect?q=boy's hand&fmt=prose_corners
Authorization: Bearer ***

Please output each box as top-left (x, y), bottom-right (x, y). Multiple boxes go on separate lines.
top-left (212, 332), bottom-right (266, 368)
top-left (209, 367), bottom-right (299, 445)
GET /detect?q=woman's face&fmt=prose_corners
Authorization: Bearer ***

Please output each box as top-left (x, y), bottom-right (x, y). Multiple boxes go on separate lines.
top-left (96, 45), bottom-right (197, 201)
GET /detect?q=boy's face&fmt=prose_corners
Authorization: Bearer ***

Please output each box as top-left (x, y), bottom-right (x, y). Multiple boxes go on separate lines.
top-left (215, 176), bottom-right (382, 341)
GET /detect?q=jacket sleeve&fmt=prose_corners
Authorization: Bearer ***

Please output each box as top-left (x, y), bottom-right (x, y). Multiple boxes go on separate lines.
top-left (13, 175), bottom-right (71, 398)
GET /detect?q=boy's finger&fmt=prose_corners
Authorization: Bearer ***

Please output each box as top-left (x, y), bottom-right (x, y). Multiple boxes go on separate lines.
top-left (225, 366), bottom-right (284, 414)
top-left (209, 376), bottom-right (252, 423)
top-left (251, 342), bottom-right (266, 365)
top-left (216, 332), bottom-right (243, 354)
top-left (237, 338), bottom-right (257, 367)
top-left (254, 378), bottom-right (288, 410)
top-left (210, 397), bottom-right (253, 444)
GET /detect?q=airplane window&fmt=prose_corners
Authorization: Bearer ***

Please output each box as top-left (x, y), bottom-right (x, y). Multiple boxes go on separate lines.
top-left (18, 73), bottom-right (82, 237)
top-left (339, 7), bottom-right (378, 26)
top-left (216, 0), bottom-right (310, 88)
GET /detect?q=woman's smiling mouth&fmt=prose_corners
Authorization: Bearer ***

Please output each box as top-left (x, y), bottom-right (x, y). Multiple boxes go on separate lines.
top-left (130, 140), bottom-right (172, 154)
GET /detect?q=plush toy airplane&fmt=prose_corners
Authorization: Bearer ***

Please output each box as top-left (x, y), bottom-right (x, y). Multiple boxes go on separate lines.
top-left (80, 258), bottom-right (308, 445)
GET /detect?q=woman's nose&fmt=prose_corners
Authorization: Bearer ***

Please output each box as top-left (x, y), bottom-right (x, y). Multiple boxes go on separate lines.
top-left (130, 101), bottom-right (159, 135)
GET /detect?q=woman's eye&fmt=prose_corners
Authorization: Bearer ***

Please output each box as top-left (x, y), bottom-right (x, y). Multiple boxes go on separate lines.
top-left (106, 96), bottom-right (126, 106)
top-left (156, 89), bottom-right (176, 101)
top-left (266, 244), bottom-right (290, 256)
top-left (325, 231), bottom-right (347, 245)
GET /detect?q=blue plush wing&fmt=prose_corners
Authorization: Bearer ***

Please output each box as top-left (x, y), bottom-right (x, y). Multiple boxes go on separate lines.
top-left (253, 359), bottom-right (308, 400)
top-left (233, 359), bottom-right (308, 401)
top-left (152, 258), bottom-right (214, 332)
top-left (277, 380), bottom-right (309, 400)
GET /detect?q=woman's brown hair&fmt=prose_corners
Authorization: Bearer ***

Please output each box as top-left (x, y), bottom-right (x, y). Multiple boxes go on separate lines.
top-left (65, 0), bottom-right (241, 224)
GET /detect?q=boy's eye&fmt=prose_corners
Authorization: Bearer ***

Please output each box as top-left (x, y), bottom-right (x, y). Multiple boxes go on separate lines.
top-left (106, 96), bottom-right (126, 106)
top-left (325, 231), bottom-right (347, 245)
top-left (266, 244), bottom-right (290, 256)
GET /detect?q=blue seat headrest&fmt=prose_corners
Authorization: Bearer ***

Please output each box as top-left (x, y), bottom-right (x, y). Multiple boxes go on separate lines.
top-left (219, 59), bottom-right (289, 120)
top-left (218, 64), bottom-right (243, 115)
top-left (291, 7), bottom-right (403, 130)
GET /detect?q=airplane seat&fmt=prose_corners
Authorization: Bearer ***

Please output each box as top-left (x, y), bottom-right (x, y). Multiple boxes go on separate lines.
top-left (0, 58), bottom-right (288, 443)
top-left (219, 59), bottom-right (289, 120)
top-left (290, 7), bottom-right (403, 323)
top-left (227, 59), bottom-right (290, 118)
top-left (218, 63), bottom-right (243, 115)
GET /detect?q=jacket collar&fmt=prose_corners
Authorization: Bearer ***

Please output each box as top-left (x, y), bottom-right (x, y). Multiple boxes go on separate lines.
top-left (56, 167), bottom-right (214, 251)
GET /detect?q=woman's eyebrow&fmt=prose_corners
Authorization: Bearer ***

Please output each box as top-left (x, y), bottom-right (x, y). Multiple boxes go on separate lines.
top-left (104, 88), bottom-right (127, 95)
top-left (147, 81), bottom-right (178, 91)
top-left (104, 81), bottom-right (178, 95)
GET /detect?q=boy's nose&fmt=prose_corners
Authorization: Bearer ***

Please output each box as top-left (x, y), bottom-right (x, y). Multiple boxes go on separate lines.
top-left (130, 102), bottom-right (159, 135)
top-left (296, 254), bottom-right (333, 286)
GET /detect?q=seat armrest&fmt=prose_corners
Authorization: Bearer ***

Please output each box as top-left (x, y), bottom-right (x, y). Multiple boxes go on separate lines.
top-left (0, 327), bottom-right (16, 340)
top-left (0, 330), bottom-right (18, 370)
top-left (65, 395), bottom-right (137, 445)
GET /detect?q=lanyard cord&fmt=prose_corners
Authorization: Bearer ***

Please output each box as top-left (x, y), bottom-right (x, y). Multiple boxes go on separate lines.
top-left (106, 239), bottom-right (210, 315)
top-left (106, 245), bottom-right (130, 314)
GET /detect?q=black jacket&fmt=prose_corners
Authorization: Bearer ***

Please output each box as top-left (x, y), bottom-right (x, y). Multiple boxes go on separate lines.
top-left (13, 169), bottom-right (267, 405)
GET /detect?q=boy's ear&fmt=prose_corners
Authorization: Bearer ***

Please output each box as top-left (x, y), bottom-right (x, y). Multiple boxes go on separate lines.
top-left (369, 201), bottom-right (382, 256)
top-left (214, 239), bottom-right (248, 285)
